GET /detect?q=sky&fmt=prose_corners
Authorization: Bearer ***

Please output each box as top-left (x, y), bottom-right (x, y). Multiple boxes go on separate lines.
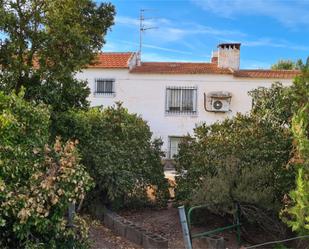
top-left (101, 0), bottom-right (309, 69)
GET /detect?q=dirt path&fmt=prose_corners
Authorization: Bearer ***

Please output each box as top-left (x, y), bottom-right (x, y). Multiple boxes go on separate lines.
top-left (89, 223), bottom-right (142, 249)
top-left (89, 204), bottom-right (242, 249)
top-left (89, 205), bottom-right (309, 249)
top-left (120, 204), bottom-right (185, 249)
top-left (121, 205), bottom-right (241, 249)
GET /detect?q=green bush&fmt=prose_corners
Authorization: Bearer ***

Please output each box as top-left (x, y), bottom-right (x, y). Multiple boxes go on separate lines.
top-left (0, 92), bottom-right (93, 249)
top-left (175, 113), bottom-right (294, 234)
top-left (53, 103), bottom-right (169, 210)
top-left (249, 82), bottom-right (293, 126)
top-left (281, 69), bottom-right (309, 235)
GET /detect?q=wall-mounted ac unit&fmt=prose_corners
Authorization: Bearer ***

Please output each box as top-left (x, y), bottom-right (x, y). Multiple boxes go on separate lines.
top-left (204, 91), bottom-right (232, 112)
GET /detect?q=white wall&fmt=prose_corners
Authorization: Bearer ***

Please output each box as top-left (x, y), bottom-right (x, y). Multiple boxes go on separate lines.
top-left (76, 69), bottom-right (293, 156)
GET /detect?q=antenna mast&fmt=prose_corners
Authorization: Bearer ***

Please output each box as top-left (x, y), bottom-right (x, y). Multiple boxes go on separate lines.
top-left (139, 9), bottom-right (157, 60)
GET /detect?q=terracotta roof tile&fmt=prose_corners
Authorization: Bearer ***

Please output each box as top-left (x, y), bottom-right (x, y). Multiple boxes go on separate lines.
top-left (88, 52), bottom-right (134, 68)
top-left (233, 69), bottom-right (300, 79)
top-left (130, 62), bottom-right (232, 74)
top-left (86, 53), bottom-right (301, 79)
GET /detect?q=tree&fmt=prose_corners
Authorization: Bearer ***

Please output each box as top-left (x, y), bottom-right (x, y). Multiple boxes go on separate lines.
top-left (175, 83), bottom-right (299, 238)
top-left (0, 0), bottom-right (115, 111)
top-left (271, 58), bottom-right (309, 70)
top-left (249, 82), bottom-right (293, 126)
top-left (271, 60), bottom-right (297, 70)
top-left (175, 115), bottom-right (294, 227)
top-left (281, 69), bottom-right (309, 235)
top-left (0, 91), bottom-right (93, 248)
top-left (295, 57), bottom-right (309, 71)
top-left (54, 103), bottom-right (169, 210)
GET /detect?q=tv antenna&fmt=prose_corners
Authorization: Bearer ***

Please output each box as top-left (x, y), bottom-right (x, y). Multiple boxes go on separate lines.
top-left (139, 9), bottom-right (158, 59)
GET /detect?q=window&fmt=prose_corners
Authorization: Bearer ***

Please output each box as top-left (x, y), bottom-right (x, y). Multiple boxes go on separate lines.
top-left (95, 78), bottom-right (115, 95)
top-left (168, 136), bottom-right (183, 159)
top-left (166, 87), bottom-right (197, 114)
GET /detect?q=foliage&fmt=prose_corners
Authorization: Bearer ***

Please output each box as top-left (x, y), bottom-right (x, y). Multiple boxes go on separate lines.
top-left (0, 92), bottom-right (93, 248)
top-left (54, 103), bottom-right (169, 210)
top-left (289, 68), bottom-right (309, 113)
top-left (175, 112), bottom-right (294, 233)
top-left (271, 60), bottom-right (298, 70)
top-left (249, 82), bottom-right (293, 126)
top-left (248, 64), bottom-right (309, 126)
top-left (0, 0), bottom-right (115, 111)
top-left (281, 69), bottom-right (309, 235)
top-left (271, 57), bottom-right (309, 70)
top-left (273, 244), bottom-right (289, 249)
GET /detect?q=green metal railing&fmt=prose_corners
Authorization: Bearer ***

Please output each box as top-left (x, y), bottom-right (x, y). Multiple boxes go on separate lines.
top-left (180, 203), bottom-right (242, 248)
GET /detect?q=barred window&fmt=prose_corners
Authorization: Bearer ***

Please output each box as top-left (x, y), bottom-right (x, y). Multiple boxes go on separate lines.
top-left (95, 78), bottom-right (115, 94)
top-left (166, 87), bottom-right (197, 114)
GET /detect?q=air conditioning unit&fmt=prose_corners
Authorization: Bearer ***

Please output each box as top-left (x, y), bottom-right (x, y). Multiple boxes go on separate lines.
top-left (204, 91), bottom-right (232, 112)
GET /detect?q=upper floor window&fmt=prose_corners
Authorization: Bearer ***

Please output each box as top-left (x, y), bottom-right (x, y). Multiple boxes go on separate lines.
top-left (95, 78), bottom-right (115, 95)
top-left (166, 86), bottom-right (197, 114)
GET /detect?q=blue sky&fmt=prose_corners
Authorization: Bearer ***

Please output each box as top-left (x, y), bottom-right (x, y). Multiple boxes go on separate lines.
top-left (101, 0), bottom-right (309, 69)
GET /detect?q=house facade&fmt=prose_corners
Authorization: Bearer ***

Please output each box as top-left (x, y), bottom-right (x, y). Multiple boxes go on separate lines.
top-left (76, 43), bottom-right (299, 158)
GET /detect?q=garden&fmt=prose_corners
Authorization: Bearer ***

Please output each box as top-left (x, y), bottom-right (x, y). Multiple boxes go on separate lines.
top-left (0, 0), bottom-right (309, 248)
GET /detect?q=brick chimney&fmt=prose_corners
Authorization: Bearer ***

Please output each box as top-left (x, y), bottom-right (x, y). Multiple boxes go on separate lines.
top-left (211, 51), bottom-right (218, 64)
top-left (217, 43), bottom-right (241, 70)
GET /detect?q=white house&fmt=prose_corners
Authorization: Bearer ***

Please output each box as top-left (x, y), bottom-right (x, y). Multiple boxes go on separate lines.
top-left (76, 43), bottom-right (299, 158)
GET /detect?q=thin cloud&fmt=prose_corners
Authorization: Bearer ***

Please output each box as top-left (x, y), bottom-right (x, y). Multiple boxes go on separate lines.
top-left (241, 59), bottom-right (271, 69)
top-left (142, 43), bottom-right (193, 55)
top-left (191, 0), bottom-right (309, 27)
top-left (109, 39), bottom-right (194, 55)
top-left (242, 38), bottom-right (309, 51)
top-left (142, 52), bottom-right (209, 62)
top-left (142, 52), bottom-right (189, 62)
top-left (115, 16), bottom-right (140, 27)
top-left (115, 15), bottom-right (247, 43)
top-left (115, 16), bottom-right (170, 28)
top-left (216, 37), bottom-right (309, 52)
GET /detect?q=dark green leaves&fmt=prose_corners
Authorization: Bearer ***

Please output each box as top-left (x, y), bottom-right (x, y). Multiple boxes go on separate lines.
top-left (54, 103), bottom-right (169, 209)
top-left (0, 0), bottom-right (115, 111)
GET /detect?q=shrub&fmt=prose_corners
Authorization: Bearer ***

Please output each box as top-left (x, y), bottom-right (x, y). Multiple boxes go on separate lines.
top-left (0, 92), bottom-right (93, 249)
top-left (249, 82), bottom-right (293, 126)
top-left (175, 114), bottom-right (294, 234)
top-left (281, 69), bottom-right (309, 235)
top-left (53, 103), bottom-right (169, 210)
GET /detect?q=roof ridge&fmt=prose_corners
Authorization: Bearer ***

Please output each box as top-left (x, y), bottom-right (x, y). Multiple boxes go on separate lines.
top-left (141, 61), bottom-right (213, 64)
top-left (236, 69), bottom-right (301, 72)
top-left (88, 52), bottom-right (134, 68)
top-left (99, 51), bottom-right (134, 54)
top-left (126, 52), bottom-right (137, 66)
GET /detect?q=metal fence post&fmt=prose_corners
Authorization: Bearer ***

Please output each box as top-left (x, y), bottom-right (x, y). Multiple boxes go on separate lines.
top-left (178, 205), bottom-right (193, 249)
top-left (68, 202), bottom-right (76, 227)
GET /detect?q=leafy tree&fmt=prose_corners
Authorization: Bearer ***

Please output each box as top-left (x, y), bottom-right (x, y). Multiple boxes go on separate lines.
top-left (175, 115), bottom-right (293, 226)
top-left (281, 69), bottom-right (309, 235)
top-left (295, 57), bottom-right (309, 71)
top-left (271, 57), bottom-right (309, 70)
top-left (54, 103), bottom-right (169, 210)
top-left (249, 82), bottom-right (293, 126)
top-left (271, 60), bottom-right (297, 70)
top-left (0, 0), bottom-right (115, 111)
top-left (0, 91), bottom-right (93, 248)
top-left (175, 83), bottom-right (298, 236)
top-left (249, 62), bottom-right (308, 127)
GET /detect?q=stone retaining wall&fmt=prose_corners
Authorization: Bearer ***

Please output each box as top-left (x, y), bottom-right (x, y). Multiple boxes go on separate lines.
top-left (103, 210), bottom-right (168, 249)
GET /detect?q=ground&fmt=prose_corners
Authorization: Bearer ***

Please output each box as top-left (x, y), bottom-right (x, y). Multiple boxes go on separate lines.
top-left (89, 223), bottom-right (141, 249)
top-left (89, 204), bottom-right (241, 249)
top-left (88, 170), bottom-right (308, 249)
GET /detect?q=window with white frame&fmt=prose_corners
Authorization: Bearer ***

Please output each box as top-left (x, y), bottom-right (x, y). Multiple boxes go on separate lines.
top-left (168, 136), bottom-right (183, 159)
top-left (95, 78), bottom-right (115, 95)
top-left (166, 87), bottom-right (197, 114)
